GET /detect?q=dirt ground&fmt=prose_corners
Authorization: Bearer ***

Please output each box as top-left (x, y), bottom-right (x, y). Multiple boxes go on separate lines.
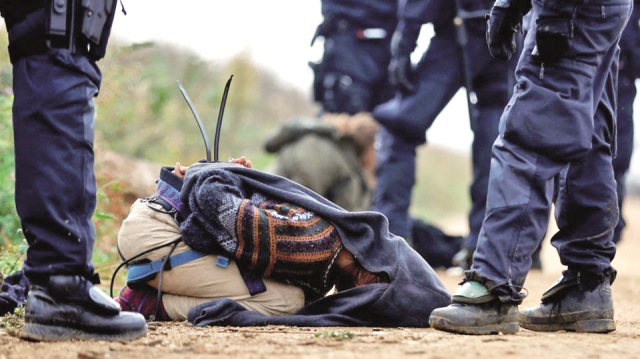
top-left (2, 198), bottom-right (640, 359)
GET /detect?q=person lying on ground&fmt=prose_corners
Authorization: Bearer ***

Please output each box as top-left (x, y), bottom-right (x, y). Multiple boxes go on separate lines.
top-left (116, 157), bottom-right (394, 323)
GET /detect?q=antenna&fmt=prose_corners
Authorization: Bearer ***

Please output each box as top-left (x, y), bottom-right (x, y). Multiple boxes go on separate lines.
top-left (177, 80), bottom-right (211, 162)
top-left (177, 75), bottom-right (233, 163)
top-left (214, 75), bottom-right (233, 162)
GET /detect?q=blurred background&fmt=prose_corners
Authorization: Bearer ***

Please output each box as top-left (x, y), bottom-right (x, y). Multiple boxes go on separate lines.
top-left (0, 1), bottom-right (638, 276)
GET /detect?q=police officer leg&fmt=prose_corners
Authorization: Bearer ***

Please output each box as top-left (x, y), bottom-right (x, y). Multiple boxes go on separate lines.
top-left (520, 104), bottom-right (618, 333)
top-left (430, 0), bottom-right (630, 336)
top-left (455, 105), bottom-right (502, 269)
top-left (372, 127), bottom-right (419, 241)
top-left (429, 137), bottom-right (559, 335)
top-left (13, 52), bottom-right (146, 341)
top-left (518, 0), bottom-right (628, 333)
top-left (372, 30), bottom-right (463, 240)
top-left (14, 52), bottom-right (100, 281)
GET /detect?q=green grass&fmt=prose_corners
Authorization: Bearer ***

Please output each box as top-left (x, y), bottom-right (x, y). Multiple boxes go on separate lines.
top-left (0, 94), bottom-right (26, 276)
top-left (315, 330), bottom-right (357, 340)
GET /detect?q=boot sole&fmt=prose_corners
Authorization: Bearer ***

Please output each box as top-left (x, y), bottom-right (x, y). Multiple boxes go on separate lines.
top-left (520, 318), bottom-right (616, 333)
top-left (21, 323), bottom-right (147, 342)
top-left (429, 316), bottom-right (520, 335)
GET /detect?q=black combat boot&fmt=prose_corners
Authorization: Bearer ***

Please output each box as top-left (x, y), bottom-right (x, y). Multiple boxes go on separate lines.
top-left (519, 272), bottom-right (615, 333)
top-left (21, 275), bottom-right (148, 341)
top-left (428, 281), bottom-right (520, 335)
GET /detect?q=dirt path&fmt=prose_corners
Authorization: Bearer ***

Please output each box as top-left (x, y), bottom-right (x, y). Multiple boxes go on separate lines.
top-left (2, 198), bottom-right (640, 359)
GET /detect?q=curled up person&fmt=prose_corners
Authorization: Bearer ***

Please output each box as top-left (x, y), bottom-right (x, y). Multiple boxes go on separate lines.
top-left (115, 157), bottom-right (393, 323)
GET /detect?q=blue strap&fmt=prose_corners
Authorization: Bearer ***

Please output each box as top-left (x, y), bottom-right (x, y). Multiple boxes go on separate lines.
top-left (126, 249), bottom-right (207, 283)
top-left (126, 248), bottom-right (267, 296)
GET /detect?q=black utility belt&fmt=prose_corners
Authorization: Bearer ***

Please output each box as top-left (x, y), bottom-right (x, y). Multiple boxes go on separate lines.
top-left (6, 0), bottom-right (117, 63)
top-left (312, 17), bottom-right (392, 46)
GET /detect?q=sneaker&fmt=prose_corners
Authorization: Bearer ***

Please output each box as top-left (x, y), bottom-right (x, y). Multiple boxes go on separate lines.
top-left (428, 281), bottom-right (520, 335)
top-left (21, 275), bottom-right (147, 342)
top-left (519, 274), bottom-right (615, 333)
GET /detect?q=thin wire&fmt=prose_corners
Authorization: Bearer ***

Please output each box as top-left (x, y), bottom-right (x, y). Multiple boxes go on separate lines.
top-left (152, 241), bottom-right (179, 321)
top-left (109, 238), bottom-right (182, 298)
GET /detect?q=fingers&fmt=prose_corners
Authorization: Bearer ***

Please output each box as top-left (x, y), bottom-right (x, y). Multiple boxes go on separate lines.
top-left (229, 156), bottom-right (253, 168)
top-left (172, 162), bottom-right (188, 179)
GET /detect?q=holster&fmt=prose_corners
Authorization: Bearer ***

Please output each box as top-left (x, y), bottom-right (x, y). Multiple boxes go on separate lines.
top-left (79, 0), bottom-right (118, 60)
top-left (309, 60), bottom-right (325, 103)
top-left (45, 0), bottom-right (118, 59)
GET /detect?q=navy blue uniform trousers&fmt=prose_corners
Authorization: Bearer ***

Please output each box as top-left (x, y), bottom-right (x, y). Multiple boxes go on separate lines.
top-left (12, 49), bottom-right (102, 280)
top-left (373, 22), bottom-right (517, 242)
top-left (612, 3), bottom-right (639, 244)
top-left (468, 0), bottom-right (632, 298)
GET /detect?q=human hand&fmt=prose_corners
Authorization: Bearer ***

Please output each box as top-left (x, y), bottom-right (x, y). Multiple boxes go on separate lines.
top-left (229, 156), bottom-right (253, 168)
top-left (172, 162), bottom-right (189, 179)
top-left (486, 0), bottom-right (531, 61)
top-left (389, 20), bottom-right (421, 93)
top-left (389, 55), bottom-right (415, 93)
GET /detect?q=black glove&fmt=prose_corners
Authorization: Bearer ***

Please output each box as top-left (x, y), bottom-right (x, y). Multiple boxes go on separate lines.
top-left (486, 0), bottom-right (532, 61)
top-left (389, 20), bottom-right (422, 93)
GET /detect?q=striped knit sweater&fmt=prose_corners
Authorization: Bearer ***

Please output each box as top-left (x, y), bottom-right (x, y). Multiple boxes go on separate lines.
top-left (178, 165), bottom-right (343, 299)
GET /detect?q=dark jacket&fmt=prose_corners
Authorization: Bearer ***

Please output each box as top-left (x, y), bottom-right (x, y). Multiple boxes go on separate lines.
top-left (182, 162), bottom-right (451, 327)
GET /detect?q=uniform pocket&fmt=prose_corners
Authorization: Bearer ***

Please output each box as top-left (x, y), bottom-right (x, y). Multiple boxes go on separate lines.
top-left (501, 62), bottom-right (594, 161)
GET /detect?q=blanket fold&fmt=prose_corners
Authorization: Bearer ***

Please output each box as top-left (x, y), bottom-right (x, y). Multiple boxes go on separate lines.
top-left (182, 162), bottom-right (451, 327)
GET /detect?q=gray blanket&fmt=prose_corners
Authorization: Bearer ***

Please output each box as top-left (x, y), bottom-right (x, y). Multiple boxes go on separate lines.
top-left (183, 162), bottom-right (451, 327)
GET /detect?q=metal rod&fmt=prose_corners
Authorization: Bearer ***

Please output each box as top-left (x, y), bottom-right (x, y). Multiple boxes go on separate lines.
top-left (177, 80), bottom-right (211, 162)
top-left (214, 75), bottom-right (233, 163)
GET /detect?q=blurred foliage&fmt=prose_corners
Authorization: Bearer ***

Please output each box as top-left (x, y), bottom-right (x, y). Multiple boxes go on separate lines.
top-left (0, 27), bottom-right (9, 90)
top-left (412, 145), bottom-right (471, 225)
top-left (0, 96), bottom-right (21, 242)
top-left (0, 94), bottom-right (26, 275)
top-left (97, 40), bottom-right (318, 169)
top-left (315, 330), bottom-right (357, 340)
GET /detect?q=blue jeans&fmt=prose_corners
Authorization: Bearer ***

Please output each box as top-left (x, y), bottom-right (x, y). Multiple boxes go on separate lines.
top-left (468, 0), bottom-right (632, 299)
top-left (13, 49), bottom-right (102, 280)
